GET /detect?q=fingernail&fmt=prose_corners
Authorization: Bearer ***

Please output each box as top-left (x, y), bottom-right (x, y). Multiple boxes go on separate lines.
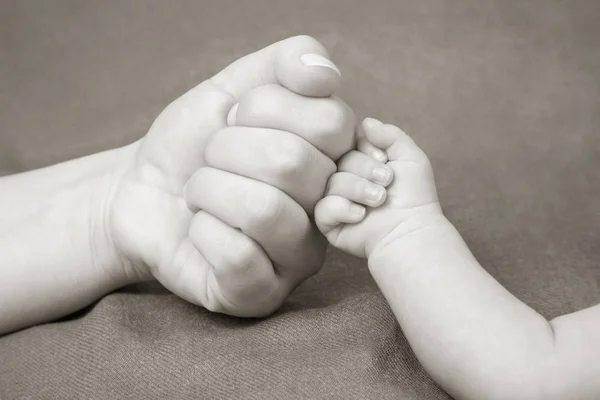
top-left (227, 103), bottom-right (239, 126)
top-left (366, 185), bottom-right (385, 203)
top-left (372, 166), bottom-right (391, 185)
top-left (300, 54), bottom-right (341, 77)
top-left (372, 150), bottom-right (388, 164)
top-left (350, 204), bottom-right (366, 217)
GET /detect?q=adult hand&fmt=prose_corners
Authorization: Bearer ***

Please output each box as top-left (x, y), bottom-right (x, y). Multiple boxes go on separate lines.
top-left (109, 36), bottom-right (356, 316)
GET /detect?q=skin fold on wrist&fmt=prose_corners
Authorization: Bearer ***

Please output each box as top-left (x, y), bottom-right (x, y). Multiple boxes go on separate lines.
top-left (367, 206), bottom-right (448, 266)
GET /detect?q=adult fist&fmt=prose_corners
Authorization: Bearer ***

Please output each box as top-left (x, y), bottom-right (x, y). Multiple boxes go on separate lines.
top-left (108, 36), bottom-right (355, 316)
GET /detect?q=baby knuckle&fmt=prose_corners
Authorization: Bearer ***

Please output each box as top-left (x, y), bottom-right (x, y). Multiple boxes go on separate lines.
top-left (349, 179), bottom-right (367, 198)
top-left (325, 172), bottom-right (343, 194)
top-left (327, 170), bottom-right (342, 185)
top-left (321, 159), bottom-right (337, 182)
top-left (336, 150), bottom-right (361, 172)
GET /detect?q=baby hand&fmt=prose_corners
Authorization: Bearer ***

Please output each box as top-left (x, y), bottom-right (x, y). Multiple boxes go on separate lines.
top-left (315, 118), bottom-right (443, 259)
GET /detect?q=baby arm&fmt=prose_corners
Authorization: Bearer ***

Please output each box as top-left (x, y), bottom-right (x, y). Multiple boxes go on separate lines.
top-left (315, 118), bottom-right (600, 400)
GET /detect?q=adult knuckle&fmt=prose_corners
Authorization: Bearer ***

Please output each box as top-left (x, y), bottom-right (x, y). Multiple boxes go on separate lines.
top-left (188, 211), bottom-right (203, 238)
top-left (188, 166), bottom-right (209, 183)
top-left (319, 100), bottom-right (348, 136)
top-left (229, 270), bottom-right (283, 317)
top-left (268, 138), bottom-right (307, 178)
top-left (255, 284), bottom-right (286, 315)
top-left (203, 299), bottom-right (222, 313)
top-left (246, 188), bottom-right (283, 228)
top-left (240, 86), bottom-right (280, 120)
top-left (204, 127), bottom-right (231, 166)
top-left (183, 168), bottom-right (207, 203)
top-left (290, 34), bottom-right (323, 50)
top-left (257, 274), bottom-right (281, 299)
top-left (225, 237), bottom-right (259, 269)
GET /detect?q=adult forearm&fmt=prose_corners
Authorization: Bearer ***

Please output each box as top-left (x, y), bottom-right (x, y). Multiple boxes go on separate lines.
top-left (0, 144), bottom-right (138, 335)
top-left (0, 144), bottom-right (137, 227)
top-left (368, 214), bottom-right (555, 400)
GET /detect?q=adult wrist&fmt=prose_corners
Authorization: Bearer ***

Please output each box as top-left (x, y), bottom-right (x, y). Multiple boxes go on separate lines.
top-left (88, 142), bottom-right (145, 288)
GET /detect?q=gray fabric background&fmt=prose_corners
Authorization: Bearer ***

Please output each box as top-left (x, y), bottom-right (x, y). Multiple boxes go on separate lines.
top-left (1, 1), bottom-right (599, 399)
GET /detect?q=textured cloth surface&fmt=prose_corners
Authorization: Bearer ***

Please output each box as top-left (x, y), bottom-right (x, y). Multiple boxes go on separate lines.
top-left (1, 1), bottom-right (599, 399)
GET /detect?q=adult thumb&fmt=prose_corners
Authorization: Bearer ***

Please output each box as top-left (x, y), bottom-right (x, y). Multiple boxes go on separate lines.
top-left (210, 35), bottom-right (341, 100)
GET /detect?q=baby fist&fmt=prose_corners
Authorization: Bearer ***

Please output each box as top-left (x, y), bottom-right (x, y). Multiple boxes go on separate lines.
top-left (315, 118), bottom-right (442, 258)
